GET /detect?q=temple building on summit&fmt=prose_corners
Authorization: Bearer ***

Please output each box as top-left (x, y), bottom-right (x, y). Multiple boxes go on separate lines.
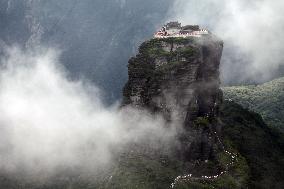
top-left (154, 21), bottom-right (209, 38)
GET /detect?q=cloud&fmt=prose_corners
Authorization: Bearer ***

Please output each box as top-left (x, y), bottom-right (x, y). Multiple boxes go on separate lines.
top-left (169, 0), bottom-right (284, 83)
top-left (0, 46), bottom-right (176, 178)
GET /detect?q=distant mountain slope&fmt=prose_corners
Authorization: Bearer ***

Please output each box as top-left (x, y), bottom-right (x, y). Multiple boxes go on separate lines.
top-left (0, 0), bottom-right (174, 103)
top-left (223, 77), bottom-right (284, 130)
top-left (220, 101), bottom-right (284, 189)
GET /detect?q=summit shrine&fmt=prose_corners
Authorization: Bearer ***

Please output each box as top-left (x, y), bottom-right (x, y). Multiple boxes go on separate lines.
top-left (154, 21), bottom-right (209, 38)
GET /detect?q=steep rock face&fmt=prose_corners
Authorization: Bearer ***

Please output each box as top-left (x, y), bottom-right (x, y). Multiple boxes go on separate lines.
top-left (123, 36), bottom-right (223, 124)
top-left (119, 34), bottom-right (284, 189)
top-left (123, 36), bottom-right (223, 162)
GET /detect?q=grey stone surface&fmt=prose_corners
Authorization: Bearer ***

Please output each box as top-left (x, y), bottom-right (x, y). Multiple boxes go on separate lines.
top-left (122, 35), bottom-right (224, 164)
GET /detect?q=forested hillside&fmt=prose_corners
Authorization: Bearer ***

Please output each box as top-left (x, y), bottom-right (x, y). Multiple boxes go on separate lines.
top-left (223, 77), bottom-right (284, 131)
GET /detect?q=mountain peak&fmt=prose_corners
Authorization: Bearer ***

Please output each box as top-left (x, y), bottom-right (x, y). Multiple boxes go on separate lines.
top-left (123, 33), bottom-right (223, 126)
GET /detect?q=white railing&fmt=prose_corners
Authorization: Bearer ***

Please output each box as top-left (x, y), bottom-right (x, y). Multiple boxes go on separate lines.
top-left (170, 130), bottom-right (238, 188)
top-left (154, 30), bottom-right (209, 39)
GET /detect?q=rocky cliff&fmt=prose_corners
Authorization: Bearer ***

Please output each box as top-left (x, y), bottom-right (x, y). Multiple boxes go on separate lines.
top-left (123, 35), bottom-right (224, 163)
top-left (119, 34), bottom-right (284, 189)
top-left (123, 36), bottom-right (223, 123)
